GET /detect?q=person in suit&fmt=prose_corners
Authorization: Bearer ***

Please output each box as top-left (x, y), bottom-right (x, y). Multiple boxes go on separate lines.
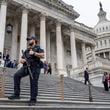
top-left (84, 68), bottom-right (90, 85)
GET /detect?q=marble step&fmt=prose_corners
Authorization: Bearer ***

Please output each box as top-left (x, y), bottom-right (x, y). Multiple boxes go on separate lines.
top-left (5, 88), bottom-right (110, 99)
top-left (4, 95), bottom-right (110, 102)
top-left (0, 99), bottom-right (110, 110)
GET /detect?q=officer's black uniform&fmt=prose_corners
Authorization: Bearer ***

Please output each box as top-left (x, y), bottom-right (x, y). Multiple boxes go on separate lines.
top-left (8, 45), bottom-right (44, 104)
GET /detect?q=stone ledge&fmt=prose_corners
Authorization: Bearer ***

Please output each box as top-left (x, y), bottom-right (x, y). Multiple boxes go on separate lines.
top-left (0, 98), bottom-right (110, 105)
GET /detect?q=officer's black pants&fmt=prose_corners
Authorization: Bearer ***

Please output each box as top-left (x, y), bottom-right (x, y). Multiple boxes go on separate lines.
top-left (14, 66), bottom-right (40, 101)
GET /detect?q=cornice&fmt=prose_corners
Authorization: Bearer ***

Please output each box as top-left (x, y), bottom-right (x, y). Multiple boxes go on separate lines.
top-left (72, 22), bottom-right (97, 38)
top-left (31, 0), bottom-right (79, 20)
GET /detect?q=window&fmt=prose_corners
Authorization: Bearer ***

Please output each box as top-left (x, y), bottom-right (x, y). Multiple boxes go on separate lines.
top-left (103, 27), bottom-right (105, 31)
top-left (96, 29), bottom-right (98, 33)
top-left (99, 28), bottom-right (101, 32)
top-left (106, 26), bottom-right (108, 30)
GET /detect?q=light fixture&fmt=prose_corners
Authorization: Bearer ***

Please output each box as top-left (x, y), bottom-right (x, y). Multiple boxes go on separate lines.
top-left (6, 23), bottom-right (13, 34)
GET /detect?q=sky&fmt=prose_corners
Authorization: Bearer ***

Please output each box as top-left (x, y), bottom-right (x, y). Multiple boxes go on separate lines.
top-left (63, 0), bottom-right (110, 27)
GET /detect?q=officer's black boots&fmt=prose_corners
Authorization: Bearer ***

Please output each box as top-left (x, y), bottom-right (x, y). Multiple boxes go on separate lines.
top-left (8, 94), bottom-right (20, 100)
top-left (28, 100), bottom-right (36, 106)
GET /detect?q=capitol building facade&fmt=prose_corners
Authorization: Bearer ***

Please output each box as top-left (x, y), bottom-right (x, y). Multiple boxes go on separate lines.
top-left (0, 0), bottom-right (109, 85)
top-left (94, 4), bottom-right (110, 60)
top-left (83, 3), bottom-right (110, 86)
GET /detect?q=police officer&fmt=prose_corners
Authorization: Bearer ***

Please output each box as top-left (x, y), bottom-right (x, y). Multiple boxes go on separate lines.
top-left (8, 36), bottom-right (44, 106)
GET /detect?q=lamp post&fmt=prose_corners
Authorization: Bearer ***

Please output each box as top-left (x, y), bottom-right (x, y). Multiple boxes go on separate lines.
top-left (86, 63), bottom-right (93, 102)
top-left (88, 80), bottom-right (93, 102)
top-left (6, 23), bottom-right (13, 34)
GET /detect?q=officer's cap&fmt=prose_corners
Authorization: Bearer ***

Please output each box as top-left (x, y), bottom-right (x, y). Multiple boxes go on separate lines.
top-left (27, 36), bottom-right (37, 41)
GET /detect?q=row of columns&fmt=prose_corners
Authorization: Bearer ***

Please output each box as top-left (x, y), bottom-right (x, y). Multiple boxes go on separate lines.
top-left (97, 39), bottom-right (110, 49)
top-left (0, 1), bottom-right (47, 60)
top-left (0, 0), bottom-right (96, 76)
top-left (98, 52), bottom-right (110, 59)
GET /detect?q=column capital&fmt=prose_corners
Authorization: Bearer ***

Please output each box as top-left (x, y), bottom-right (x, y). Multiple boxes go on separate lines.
top-left (40, 14), bottom-right (46, 21)
top-left (22, 8), bottom-right (28, 14)
top-left (69, 24), bottom-right (75, 31)
top-left (70, 28), bottom-right (74, 32)
top-left (1, 0), bottom-right (8, 5)
top-left (82, 41), bottom-right (86, 45)
top-left (21, 3), bottom-right (31, 13)
top-left (56, 22), bottom-right (61, 27)
top-left (40, 13), bottom-right (48, 20)
top-left (56, 18), bottom-right (65, 25)
top-left (1, 0), bottom-right (12, 5)
top-left (56, 20), bottom-right (62, 27)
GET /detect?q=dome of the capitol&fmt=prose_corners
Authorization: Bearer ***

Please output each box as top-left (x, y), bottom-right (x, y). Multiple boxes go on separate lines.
top-left (94, 2), bottom-right (110, 35)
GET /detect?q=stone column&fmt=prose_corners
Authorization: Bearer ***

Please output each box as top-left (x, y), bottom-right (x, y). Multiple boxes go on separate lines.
top-left (102, 40), bottom-right (105, 47)
top-left (91, 46), bottom-right (96, 61)
top-left (30, 24), bottom-right (35, 37)
top-left (0, 1), bottom-right (7, 56)
top-left (103, 52), bottom-right (106, 58)
top-left (46, 31), bottom-right (51, 63)
top-left (11, 19), bottom-right (18, 61)
top-left (70, 28), bottom-right (78, 69)
top-left (40, 14), bottom-right (46, 61)
top-left (19, 8), bottom-right (28, 58)
top-left (98, 41), bottom-right (101, 49)
top-left (82, 42), bottom-right (87, 64)
top-left (107, 39), bottom-right (109, 47)
top-left (56, 21), bottom-right (66, 75)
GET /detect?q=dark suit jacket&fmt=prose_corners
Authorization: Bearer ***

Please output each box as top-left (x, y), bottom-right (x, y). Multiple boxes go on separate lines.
top-left (84, 70), bottom-right (89, 80)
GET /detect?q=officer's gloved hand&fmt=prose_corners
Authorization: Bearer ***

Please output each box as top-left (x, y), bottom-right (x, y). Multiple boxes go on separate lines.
top-left (20, 58), bottom-right (26, 64)
top-left (29, 49), bottom-right (35, 55)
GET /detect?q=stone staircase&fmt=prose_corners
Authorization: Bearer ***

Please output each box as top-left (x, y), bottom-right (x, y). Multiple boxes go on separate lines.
top-left (0, 68), bottom-right (110, 109)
